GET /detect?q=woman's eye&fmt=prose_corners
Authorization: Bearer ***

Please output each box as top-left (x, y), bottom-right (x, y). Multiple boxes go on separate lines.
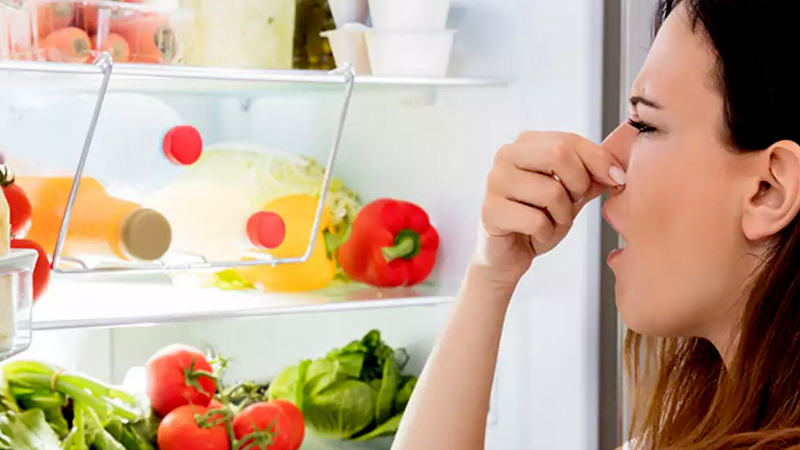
top-left (627, 118), bottom-right (657, 134)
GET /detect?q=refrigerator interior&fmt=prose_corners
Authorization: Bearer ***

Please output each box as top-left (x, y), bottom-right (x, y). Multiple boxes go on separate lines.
top-left (0, 0), bottom-right (607, 448)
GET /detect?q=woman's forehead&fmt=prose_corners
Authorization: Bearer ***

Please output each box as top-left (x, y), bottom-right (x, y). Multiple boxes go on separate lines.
top-left (631, 5), bottom-right (719, 108)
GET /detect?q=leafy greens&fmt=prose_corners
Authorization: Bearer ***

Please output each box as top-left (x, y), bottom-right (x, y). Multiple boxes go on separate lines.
top-left (267, 330), bottom-right (417, 441)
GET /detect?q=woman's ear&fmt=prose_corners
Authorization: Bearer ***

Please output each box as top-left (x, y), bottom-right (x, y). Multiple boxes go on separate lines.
top-left (742, 140), bottom-right (800, 241)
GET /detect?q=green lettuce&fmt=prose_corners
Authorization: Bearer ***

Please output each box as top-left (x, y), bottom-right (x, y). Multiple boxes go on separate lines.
top-left (267, 330), bottom-right (418, 441)
top-left (0, 410), bottom-right (61, 450)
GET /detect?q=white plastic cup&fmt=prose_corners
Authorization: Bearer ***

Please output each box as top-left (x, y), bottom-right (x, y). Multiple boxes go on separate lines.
top-left (365, 30), bottom-right (455, 77)
top-left (328, 0), bottom-right (369, 28)
top-left (368, 0), bottom-right (451, 31)
top-left (321, 24), bottom-right (372, 75)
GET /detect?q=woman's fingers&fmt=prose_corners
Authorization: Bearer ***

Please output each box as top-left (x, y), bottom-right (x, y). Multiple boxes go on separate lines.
top-left (510, 132), bottom-right (626, 199)
top-left (482, 193), bottom-right (556, 242)
top-left (479, 130), bottom-right (627, 278)
top-left (497, 168), bottom-right (576, 227)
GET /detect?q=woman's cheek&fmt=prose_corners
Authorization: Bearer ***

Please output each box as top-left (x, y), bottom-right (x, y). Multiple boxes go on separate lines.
top-left (619, 142), bottom-right (675, 252)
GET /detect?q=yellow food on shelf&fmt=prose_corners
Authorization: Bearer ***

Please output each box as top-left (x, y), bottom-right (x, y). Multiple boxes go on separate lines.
top-left (235, 194), bottom-right (337, 293)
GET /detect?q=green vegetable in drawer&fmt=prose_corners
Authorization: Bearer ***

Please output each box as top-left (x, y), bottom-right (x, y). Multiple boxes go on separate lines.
top-left (267, 330), bottom-right (418, 441)
top-left (0, 410), bottom-right (61, 450)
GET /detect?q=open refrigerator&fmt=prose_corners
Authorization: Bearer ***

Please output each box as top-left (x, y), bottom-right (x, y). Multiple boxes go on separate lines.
top-left (0, 0), bottom-right (659, 448)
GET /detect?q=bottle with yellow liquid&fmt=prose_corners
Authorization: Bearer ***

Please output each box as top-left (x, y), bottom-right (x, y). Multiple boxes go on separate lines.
top-left (235, 194), bottom-right (338, 292)
top-left (17, 176), bottom-right (173, 262)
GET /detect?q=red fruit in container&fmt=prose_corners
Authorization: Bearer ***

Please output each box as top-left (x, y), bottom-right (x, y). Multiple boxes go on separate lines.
top-left (112, 13), bottom-right (177, 63)
top-left (272, 399), bottom-right (305, 450)
top-left (233, 402), bottom-right (294, 450)
top-left (207, 399), bottom-right (225, 411)
top-left (92, 32), bottom-right (130, 62)
top-left (42, 27), bottom-right (92, 63)
top-left (145, 344), bottom-right (217, 417)
top-left (72, 4), bottom-right (98, 34)
top-left (34, 2), bottom-right (74, 38)
top-left (157, 405), bottom-right (230, 450)
top-left (337, 199), bottom-right (440, 288)
top-left (10, 239), bottom-right (51, 302)
top-left (0, 168), bottom-right (31, 238)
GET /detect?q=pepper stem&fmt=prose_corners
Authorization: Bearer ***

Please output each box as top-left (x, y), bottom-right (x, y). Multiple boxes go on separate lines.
top-left (382, 230), bottom-right (421, 262)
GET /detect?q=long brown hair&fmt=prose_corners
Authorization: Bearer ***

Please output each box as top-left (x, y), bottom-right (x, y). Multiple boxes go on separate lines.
top-left (626, 1), bottom-right (800, 449)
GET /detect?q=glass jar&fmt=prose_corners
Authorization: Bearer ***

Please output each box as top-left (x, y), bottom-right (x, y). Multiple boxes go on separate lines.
top-left (178, 0), bottom-right (297, 69)
top-left (0, 249), bottom-right (37, 361)
top-left (293, 0), bottom-right (335, 70)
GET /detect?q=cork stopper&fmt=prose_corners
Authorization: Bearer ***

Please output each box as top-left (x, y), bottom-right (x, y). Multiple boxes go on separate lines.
top-left (120, 209), bottom-right (172, 261)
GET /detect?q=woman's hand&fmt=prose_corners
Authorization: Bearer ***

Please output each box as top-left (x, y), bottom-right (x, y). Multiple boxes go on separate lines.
top-left (392, 131), bottom-right (626, 450)
top-left (475, 131), bottom-right (626, 286)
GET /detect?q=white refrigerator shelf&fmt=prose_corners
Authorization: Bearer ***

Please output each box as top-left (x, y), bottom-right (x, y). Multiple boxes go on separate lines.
top-left (0, 60), bottom-right (506, 94)
top-left (31, 280), bottom-right (455, 331)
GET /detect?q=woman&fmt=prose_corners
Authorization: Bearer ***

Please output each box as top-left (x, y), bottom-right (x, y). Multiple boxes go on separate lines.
top-left (391, 1), bottom-right (800, 449)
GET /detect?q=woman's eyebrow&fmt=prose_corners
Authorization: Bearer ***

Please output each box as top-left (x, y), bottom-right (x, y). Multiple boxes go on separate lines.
top-left (630, 95), bottom-right (663, 109)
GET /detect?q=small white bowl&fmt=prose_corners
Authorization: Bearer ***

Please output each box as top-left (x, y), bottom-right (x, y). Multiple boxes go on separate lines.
top-left (368, 0), bottom-right (451, 31)
top-left (365, 29), bottom-right (455, 77)
top-left (328, 0), bottom-right (369, 28)
top-left (321, 24), bottom-right (372, 75)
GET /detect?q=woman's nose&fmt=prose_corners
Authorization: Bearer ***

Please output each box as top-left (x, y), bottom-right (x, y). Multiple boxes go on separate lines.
top-left (602, 122), bottom-right (637, 170)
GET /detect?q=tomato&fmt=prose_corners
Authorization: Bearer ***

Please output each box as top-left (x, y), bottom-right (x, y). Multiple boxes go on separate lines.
top-left (208, 399), bottom-right (225, 410)
top-left (145, 344), bottom-right (217, 417)
top-left (233, 402), bottom-right (293, 450)
top-left (157, 405), bottom-right (229, 450)
top-left (272, 399), bottom-right (305, 450)
top-left (1, 169), bottom-right (31, 238)
top-left (10, 239), bottom-right (50, 302)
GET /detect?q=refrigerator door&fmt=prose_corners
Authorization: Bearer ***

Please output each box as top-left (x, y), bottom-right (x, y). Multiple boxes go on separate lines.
top-left (599, 0), bottom-right (658, 448)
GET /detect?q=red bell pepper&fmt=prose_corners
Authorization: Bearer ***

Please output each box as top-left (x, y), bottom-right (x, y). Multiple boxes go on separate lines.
top-left (338, 199), bottom-right (439, 288)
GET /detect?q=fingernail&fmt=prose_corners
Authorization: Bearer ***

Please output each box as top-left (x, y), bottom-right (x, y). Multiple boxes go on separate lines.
top-left (609, 166), bottom-right (626, 186)
top-left (574, 196), bottom-right (585, 206)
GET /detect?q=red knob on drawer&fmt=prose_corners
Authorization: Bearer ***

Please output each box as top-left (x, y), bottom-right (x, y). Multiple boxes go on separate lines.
top-left (163, 125), bottom-right (202, 166)
top-left (247, 211), bottom-right (286, 249)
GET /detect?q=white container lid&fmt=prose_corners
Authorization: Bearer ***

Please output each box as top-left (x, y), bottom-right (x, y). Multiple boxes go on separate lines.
top-left (0, 248), bottom-right (38, 274)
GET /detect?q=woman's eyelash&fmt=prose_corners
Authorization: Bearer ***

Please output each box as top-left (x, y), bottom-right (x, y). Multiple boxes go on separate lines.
top-left (627, 118), bottom-right (657, 134)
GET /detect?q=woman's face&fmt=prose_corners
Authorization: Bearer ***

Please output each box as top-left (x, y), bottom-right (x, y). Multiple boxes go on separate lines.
top-left (602, 4), bottom-right (759, 341)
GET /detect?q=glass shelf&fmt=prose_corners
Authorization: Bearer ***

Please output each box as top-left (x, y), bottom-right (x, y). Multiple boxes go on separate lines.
top-left (31, 279), bottom-right (455, 331)
top-left (0, 61), bottom-right (507, 95)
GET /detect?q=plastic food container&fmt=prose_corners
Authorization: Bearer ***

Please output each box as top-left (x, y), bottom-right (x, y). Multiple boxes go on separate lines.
top-left (178, 0), bottom-right (296, 69)
top-left (321, 23), bottom-right (370, 75)
top-left (0, 0), bottom-right (182, 64)
top-left (367, 0), bottom-right (450, 31)
top-left (0, 249), bottom-right (37, 361)
top-left (327, 0), bottom-right (368, 28)
top-left (365, 29), bottom-right (454, 77)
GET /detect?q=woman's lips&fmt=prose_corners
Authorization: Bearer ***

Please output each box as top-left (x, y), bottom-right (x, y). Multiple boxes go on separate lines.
top-left (607, 247), bottom-right (624, 265)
